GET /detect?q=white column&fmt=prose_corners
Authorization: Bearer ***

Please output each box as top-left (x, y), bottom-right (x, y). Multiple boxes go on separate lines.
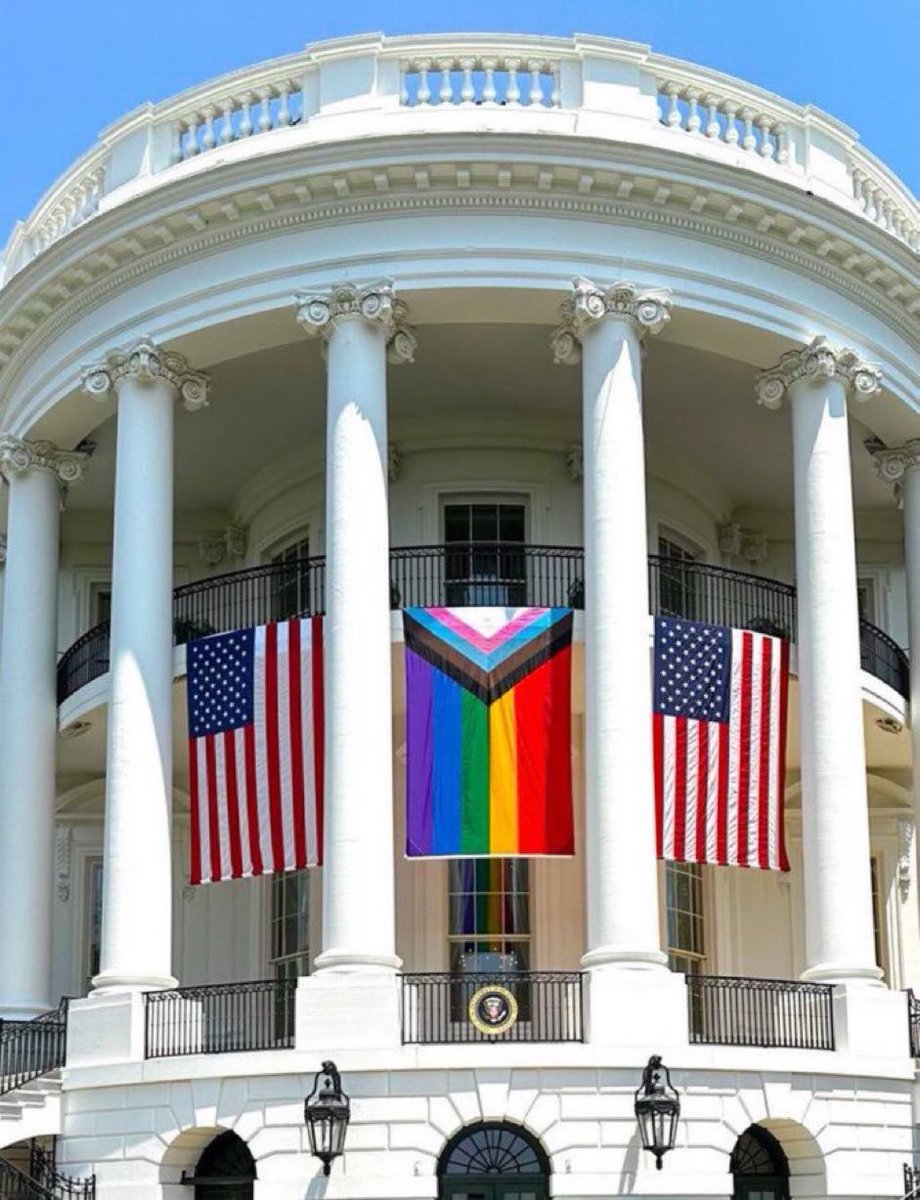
top-left (82, 338), bottom-right (209, 992)
top-left (0, 438), bottom-right (85, 1017)
top-left (757, 337), bottom-right (882, 985)
top-left (297, 283), bottom-right (416, 973)
top-left (552, 279), bottom-right (671, 971)
top-left (875, 440), bottom-right (920, 916)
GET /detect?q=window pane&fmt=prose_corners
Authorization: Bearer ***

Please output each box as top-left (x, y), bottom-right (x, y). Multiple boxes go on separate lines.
top-left (471, 504), bottom-right (499, 541)
top-left (499, 505), bottom-right (525, 542)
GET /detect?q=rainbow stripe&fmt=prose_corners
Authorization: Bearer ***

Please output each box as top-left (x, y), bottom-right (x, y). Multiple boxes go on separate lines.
top-left (404, 607), bottom-right (574, 857)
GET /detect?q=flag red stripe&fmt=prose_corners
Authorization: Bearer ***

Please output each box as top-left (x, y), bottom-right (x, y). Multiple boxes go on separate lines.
top-left (244, 724), bottom-right (263, 876)
top-left (653, 712), bottom-right (664, 858)
top-left (716, 720), bottom-right (730, 866)
top-left (695, 721), bottom-right (708, 863)
top-left (264, 623), bottom-right (285, 871)
top-left (311, 616), bottom-right (325, 865)
top-left (777, 638), bottom-right (791, 870)
top-left (205, 735), bottom-right (222, 883)
top-left (287, 619), bottom-right (307, 868)
top-left (188, 738), bottom-right (202, 885)
top-left (223, 729), bottom-right (244, 879)
top-left (735, 631), bottom-right (753, 866)
top-left (756, 637), bottom-right (773, 870)
top-left (674, 719), bottom-right (687, 862)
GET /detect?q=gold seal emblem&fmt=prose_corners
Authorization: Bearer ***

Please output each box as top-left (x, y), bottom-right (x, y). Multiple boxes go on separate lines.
top-left (468, 984), bottom-right (519, 1035)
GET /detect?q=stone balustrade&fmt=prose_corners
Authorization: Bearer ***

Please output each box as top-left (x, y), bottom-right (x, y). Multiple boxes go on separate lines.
top-left (1, 33), bottom-right (916, 280)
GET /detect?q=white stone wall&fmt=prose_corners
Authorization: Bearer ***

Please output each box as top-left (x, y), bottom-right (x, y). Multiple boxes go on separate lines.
top-left (54, 1059), bottom-right (915, 1199)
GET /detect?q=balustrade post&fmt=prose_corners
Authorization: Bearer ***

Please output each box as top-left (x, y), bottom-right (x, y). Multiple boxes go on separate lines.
top-left (0, 437), bottom-right (86, 1017)
top-left (756, 339), bottom-right (882, 987)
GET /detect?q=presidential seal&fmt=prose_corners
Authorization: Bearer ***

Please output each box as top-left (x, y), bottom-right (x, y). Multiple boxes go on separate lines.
top-left (468, 984), bottom-right (519, 1035)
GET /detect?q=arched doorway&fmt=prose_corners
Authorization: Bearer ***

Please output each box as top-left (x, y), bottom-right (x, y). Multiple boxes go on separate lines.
top-left (192, 1131), bottom-right (256, 1200)
top-left (438, 1122), bottom-right (550, 1200)
top-left (731, 1125), bottom-right (790, 1200)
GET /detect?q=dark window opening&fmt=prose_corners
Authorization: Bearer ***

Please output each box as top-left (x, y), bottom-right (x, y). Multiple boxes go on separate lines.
top-left (731, 1125), bottom-right (790, 1200)
top-left (191, 1131), bottom-right (256, 1200)
top-left (438, 1121), bottom-right (550, 1200)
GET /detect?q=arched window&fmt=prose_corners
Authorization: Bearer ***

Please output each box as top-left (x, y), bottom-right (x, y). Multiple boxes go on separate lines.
top-left (438, 1121), bottom-right (550, 1200)
top-left (731, 1125), bottom-right (790, 1200)
top-left (193, 1131), bottom-right (256, 1200)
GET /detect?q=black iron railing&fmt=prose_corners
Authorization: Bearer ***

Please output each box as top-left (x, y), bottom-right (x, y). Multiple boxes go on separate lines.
top-left (144, 979), bottom-right (296, 1059)
top-left (29, 1143), bottom-right (95, 1200)
top-left (907, 989), bottom-right (920, 1057)
top-left (686, 974), bottom-right (835, 1050)
top-left (0, 1157), bottom-right (51, 1200)
top-left (401, 972), bottom-right (584, 1044)
top-left (0, 999), bottom-right (68, 1096)
top-left (56, 545), bottom-right (910, 703)
top-left (905, 1163), bottom-right (920, 1199)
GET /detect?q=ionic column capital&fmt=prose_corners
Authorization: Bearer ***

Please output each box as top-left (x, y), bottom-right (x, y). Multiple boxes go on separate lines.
top-left (81, 336), bottom-right (211, 411)
top-left (295, 282), bottom-right (417, 365)
top-left (873, 439), bottom-right (920, 484)
top-left (0, 435), bottom-right (87, 487)
top-left (551, 277), bottom-right (673, 365)
top-left (755, 335), bottom-right (882, 410)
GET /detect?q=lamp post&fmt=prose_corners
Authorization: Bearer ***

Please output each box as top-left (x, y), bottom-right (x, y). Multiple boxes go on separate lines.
top-left (634, 1055), bottom-right (680, 1170)
top-left (304, 1060), bottom-right (351, 1175)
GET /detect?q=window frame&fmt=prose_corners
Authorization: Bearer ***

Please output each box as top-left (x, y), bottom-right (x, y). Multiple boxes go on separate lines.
top-left (663, 860), bottom-right (708, 976)
top-left (447, 859), bottom-right (532, 975)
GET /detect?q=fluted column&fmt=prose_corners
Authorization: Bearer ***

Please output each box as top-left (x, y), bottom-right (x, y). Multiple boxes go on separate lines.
top-left (0, 438), bottom-right (86, 1017)
top-left (296, 283), bottom-right (416, 973)
top-left (82, 338), bottom-right (209, 993)
top-left (757, 337), bottom-right (882, 985)
top-left (552, 279), bottom-right (671, 971)
top-left (875, 440), bottom-right (920, 909)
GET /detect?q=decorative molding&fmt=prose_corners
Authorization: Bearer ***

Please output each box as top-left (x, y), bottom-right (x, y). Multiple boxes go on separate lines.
top-left (55, 824), bottom-right (73, 903)
top-left (0, 159), bottom-right (916, 421)
top-left (755, 335), bottom-right (883, 409)
top-left (387, 443), bottom-right (401, 482)
top-left (898, 817), bottom-right (913, 903)
top-left (551, 277), bottom-right (672, 364)
top-left (873, 439), bottom-right (920, 484)
top-left (294, 282), bottom-right (417, 365)
top-left (81, 336), bottom-right (211, 411)
top-left (565, 444), bottom-right (583, 482)
top-left (0, 434), bottom-right (87, 485)
top-left (717, 522), bottom-right (743, 556)
top-left (197, 523), bottom-right (249, 567)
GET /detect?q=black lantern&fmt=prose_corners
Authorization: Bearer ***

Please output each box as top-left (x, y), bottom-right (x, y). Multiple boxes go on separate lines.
top-left (304, 1060), bottom-right (351, 1175)
top-left (634, 1055), bottom-right (680, 1170)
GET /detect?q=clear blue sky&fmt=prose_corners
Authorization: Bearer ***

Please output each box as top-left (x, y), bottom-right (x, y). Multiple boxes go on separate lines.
top-left (1, 0), bottom-right (916, 245)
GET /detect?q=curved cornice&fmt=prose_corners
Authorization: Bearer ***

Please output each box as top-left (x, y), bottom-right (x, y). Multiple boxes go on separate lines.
top-left (0, 133), bottom-right (917, 430)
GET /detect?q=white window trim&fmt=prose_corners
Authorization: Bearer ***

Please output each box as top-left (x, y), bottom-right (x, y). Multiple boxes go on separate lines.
top-left (417, 482), bottom-right (549, 544)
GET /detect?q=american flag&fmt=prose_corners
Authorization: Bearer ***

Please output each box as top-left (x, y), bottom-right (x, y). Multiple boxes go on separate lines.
top-left (186, 617), bottom-right (324, 884)
top-left (653, 617), bottom-right (790, 871)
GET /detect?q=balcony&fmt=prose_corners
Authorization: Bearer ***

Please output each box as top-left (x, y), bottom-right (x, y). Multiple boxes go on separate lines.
top-left (686, 975), bottom-right (835, 1051)
top-left (56, 544), bottom-right (910, 705)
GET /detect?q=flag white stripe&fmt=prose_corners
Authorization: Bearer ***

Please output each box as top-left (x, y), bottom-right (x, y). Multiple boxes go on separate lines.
top-left (196, 736), bottom-right (211, 883)
top-left (234, 728), bottom-right (254, 877)
top-left (705, 718), bottom-right (720, 864)
top-left (685, 719), bottom-right (699, 861)
top-left (214, 733), bottom-right (231, 880)
top-left (768, 637), bottom-right (782, 869)
top-left (253, 625), bottom-right (276, 872)
top-left (661, 717), bottom-right (676, 861)
top-left (275, 621), bottom-right (296, 871)
top-left (746, 633), bottom-right (763, 869)
top-left (726, 630), bottom-right (744, 867)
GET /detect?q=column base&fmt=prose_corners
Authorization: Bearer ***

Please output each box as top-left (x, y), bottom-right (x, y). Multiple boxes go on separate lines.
top-left (584, 965), bottom-right (689, 1048)
top-left (296, 971), bottom-right (401, 1051)
top-left (91, 969), bottom-right (177, 994)
top-left (66, 993), bottom-right (147, 1067)
top-left (312, 949), bottom-right (402, 974)
top-left (800, 962), bottom-right (884, 986)
top-left (580, 946), bottom-right (668, 971)
top-left (832, 983), bottom-right (911, 1058)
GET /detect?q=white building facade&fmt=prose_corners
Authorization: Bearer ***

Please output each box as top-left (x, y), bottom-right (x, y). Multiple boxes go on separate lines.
top-left (0, 31), bottom-right (916, 1200)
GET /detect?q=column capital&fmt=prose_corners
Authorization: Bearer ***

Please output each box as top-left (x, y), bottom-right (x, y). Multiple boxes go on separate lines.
top-left (551, 277), bottom-right (672, 365)
top-left (873, 439), bottom-right (920, 484)
top-left (295, 282), bottom-right (417, 365)
top-left (755, 335), bottom-right (882, 410)
top-left (81, 336), bottom-right (211, 411)
top-left (0, 435), bottom-right (87, 486)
